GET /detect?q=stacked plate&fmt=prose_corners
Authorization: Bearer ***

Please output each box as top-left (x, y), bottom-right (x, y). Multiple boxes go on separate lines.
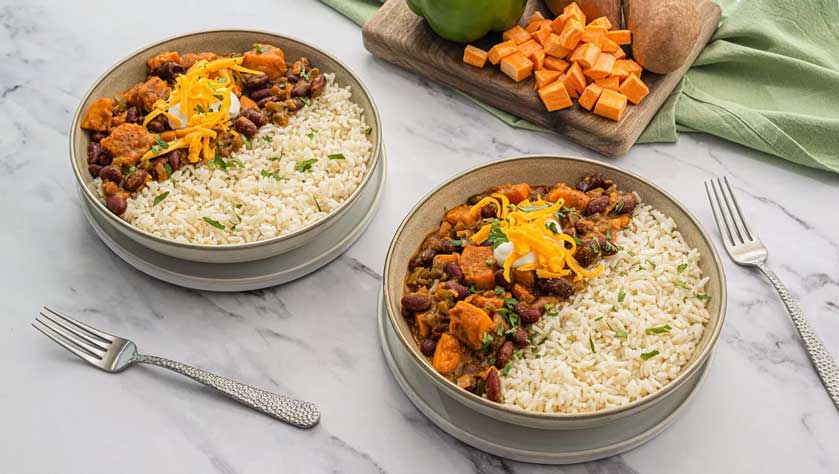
top-left (70, 31), bottom-right (384, 291)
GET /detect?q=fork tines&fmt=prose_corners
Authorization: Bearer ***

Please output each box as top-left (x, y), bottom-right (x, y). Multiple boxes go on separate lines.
top-left (704, 177), bottom-right (756, 247)
top-left (33, 307), bottom-right (113, 365)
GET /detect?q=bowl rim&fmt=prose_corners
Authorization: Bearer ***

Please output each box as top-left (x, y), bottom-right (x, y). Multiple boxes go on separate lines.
top-left (69, 28), bottom-right (382, 251)
top-left (383, 154), bottom-right (728, 422)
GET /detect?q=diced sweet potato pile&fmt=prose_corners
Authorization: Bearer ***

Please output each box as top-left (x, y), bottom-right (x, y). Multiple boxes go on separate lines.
top-left (461, 1), bottom-right (650, 122)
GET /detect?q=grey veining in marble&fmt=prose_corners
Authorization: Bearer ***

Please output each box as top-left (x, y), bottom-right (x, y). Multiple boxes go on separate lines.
top-left (1, 1), bottom-right (838, 472)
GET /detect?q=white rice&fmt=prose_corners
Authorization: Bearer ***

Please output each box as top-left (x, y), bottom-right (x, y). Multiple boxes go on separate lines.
top-left (501, 204), bottom-right (711, 413)
top-left (95, 74), bottom-right (371, 245)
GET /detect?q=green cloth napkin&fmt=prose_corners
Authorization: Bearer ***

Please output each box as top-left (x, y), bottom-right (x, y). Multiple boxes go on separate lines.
top-left (321, 0), bottom-right (839, 173)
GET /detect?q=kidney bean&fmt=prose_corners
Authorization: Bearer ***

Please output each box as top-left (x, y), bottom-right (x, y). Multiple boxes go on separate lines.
top-left (87, 142), bottom-right (102, 164)
top-left (310, 74), bottom-right (326, 97)
top-left (90, 131), bottom-right (107, 142)
top-left (250, 87), bottom-right (272, 101)
top-left (576, 173), bottom-right (613, 192)
top-left (401, 294), bottom-right (431, 312)
top-left (420, 338), bottom-right (437, 357)
top-left (290, 80), bottom-right (310, 98)
top-left (445, 260), bottom-right (465, 282)
top-left (243, 73), bottom-right (269, 90)
top-left (585, 195), bottom-right (611, 216)
top-left (511, 328), bottom-right (529, 348)
top-left (431, 324), bottom-right (447, 340)
top-left (529, 185), bottom-right (548, 200)
top-left (575, 244), bottom-right (596, 268)
top-left (480, 202), bottom-right (497, 218)
top-left (98, 165), bottom-right (123, 183)
top-left (123, 169), bottom-right (149, 192)
top-left (101, 181), bottom-right (121, 196)
top-left (240, 108), bottom-right (268, 128)
top-left (536, 278), bottom-right (574, 299)
top-left (409, 247), bottom-right (435, 269)
top-left (616, 193), bottom-right (636, 214)
top-left (167, 149), bottom-right (182, 171)
top-left (88, 164), bottom-right (102, 177)
top-left (291, 97), bottom-right (305, 110)
top-left (430, 237), bottom-right (454, 254)
top-left (146, 115), bottom-right (167, 133)
top-left (495, 269), bottom-right (511, 289)
top-left (233, 116), bottom-right (258, 138)
top-left (485, 368), bottom-right (501, 402)
top-left (105, 195), bottom-right (127, 215)
top-left (447, 281), bottom-right (470, 301)
top-left (515, 304), bottom-right (541, 324)
top-left (124, 106), bottom-right (140, 124)
top-left (257, 96), bottom-right (280, 108)
top-left (149, 61), bottom-right (185, 82)
top-left (495, 341), bottom-right (514, 369)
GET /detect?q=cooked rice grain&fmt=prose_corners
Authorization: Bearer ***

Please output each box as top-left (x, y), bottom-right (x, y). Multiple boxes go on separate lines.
top-left (96, 74), bottom-right (371, 245)
top-left (501, 204), bottom-right (711, 413)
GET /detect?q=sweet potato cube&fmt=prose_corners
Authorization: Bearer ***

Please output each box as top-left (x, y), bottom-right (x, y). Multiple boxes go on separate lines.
top-left (543, 56), bottom-right (570, 73)
top-left (547, 183), bottom-right (590, 210)
top-left (548, 15), bottom-right (566, 34)
top-left (463, 45), bottom-right (488, 68)
top-left (444, 205), bottom-right (480, 227)
top-left (81, 98), bottom-right (114, 132)
top-left (534, 69), bottom-right (561, 90)
top-left (432, 254), bottom-right (459, 271)
top-left (500, 52), bottom-right (533, 82)
top-left (578, 83), bottom-right (603, 111)
top-left (460, 245), bottom-right (496, 290)
top-left (606, 29), bottom-right (632, 45)
top-left (609, 61), bottom-right (630, 79)
top-left (563, 2), bottom-right (586, 25)
top-left (543, 33), bottom-right (571, 58)
top-left (587, 16), bottom-right (612, 30)
top-left (538, 80), bottom-right (573, 112)
top-left (600, 37), bottom-right (620, 53)
top-left (449, 301), bottom-right (497, 350)
top-left (557, 19), bottom-right (585, 50)
top-left (593, 89), bottom-right (628, 121)
top-left (517, 39), bottom-right (543, 59)
top-left (432, 333), bottom-right (462, 375)
top-left (569, 43), bottom-right (601, 69)
top-left (532, 24), bottom-right (554, 46)
top-left (617, 59), bottom-right (643, 77)
top-left (564, 62), bottom-right (587, 96)
top-left (581, 25), bottom-right (607, 46)
top-left (416, 312), bottom-right (430, 337)
top-left (529, 49), bottom-right (546, 70)
top-left (619, 74), bottom-right (650, 104)
top-left (594, 76), bottom-right (620, 91)
top-left (611, 47), bottom-right (627, 59)
top-left (503, 25), bottom-right (532, 45)
top-left (494, 183), bottom-right (532, 204)
top-left (529, 11), bottom-right (545, 23)
top-left (583, 53), bottom-right (616, 80)
top-left (488, 40), bottom-right (518, 65)
top-left (526, 19), bottom-right (548, 33)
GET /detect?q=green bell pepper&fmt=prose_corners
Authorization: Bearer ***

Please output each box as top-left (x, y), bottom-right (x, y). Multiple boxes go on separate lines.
top-left (407, 0), bottom-right (527, 43)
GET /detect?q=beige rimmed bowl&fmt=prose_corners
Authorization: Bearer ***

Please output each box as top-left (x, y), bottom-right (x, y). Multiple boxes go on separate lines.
top-left (383, 155), bottom-right (726, 430)
top-left (70, 30), bottom-right (382, 263)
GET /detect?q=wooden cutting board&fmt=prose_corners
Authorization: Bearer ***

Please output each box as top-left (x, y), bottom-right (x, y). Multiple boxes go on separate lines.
top-left (362, 0), bottom-right (720, 156)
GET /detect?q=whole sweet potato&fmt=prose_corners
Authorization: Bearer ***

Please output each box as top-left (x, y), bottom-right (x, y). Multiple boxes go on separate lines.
top-left (624, 0), bottom-right (702, 73)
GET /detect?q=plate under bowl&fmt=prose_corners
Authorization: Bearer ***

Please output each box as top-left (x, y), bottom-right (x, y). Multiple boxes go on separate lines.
top-left (382, 155), bottom-right (726, 430)
top-left (70, 29), bottom-right (382, 263)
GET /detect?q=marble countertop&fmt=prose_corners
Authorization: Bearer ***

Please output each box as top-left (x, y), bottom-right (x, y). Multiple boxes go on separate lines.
top-left (2, 1), bottom-right (838, 472)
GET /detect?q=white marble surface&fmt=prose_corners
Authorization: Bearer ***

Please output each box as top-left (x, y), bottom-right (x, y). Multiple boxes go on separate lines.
top-left (2, 1), bottom-right (838, 472)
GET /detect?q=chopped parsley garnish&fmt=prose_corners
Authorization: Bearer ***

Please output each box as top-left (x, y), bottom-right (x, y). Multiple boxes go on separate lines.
top-left (645, 325), bottom-right (672, 335)
top-left (163, 162), bottom-right (173, 176)
top-left (485, 258), bottom-right (495, 266)
top-left (306, 129), bottom-right (316, 139)
top-left (194, 104), bottom-right (206, 114)
top-left (253, 43), bottom-right (268, 54)
top-left (153, 191), bottom-right (169, 206)
top-left (150, 135), bottom-right (169, 154)
top-left (480, 332), bottom-right (493, 350)
top-left (229, 156), bottom-right (244, 168)
top-left (615, 331), bottom-right (628, 339)
top-left (295, 158), bottom-right (318, 172)
top-left (613, 200), bottom-right (625, 214)
top-left (242, 136), bottom-right (253, 150)
top-left (450, 239), bottom-right (464, 247)
top-left (313, 196), bottom-right (322, 212)
top-left (300, 97), bottom-right (311, 106)
top-left (627, 250), bottom-right (636, 257)
top-left (594, 316), bottom-right (604, 321)
top-left (328, 153), bottom-right (346, 160)
top-left (696, 294), bottom-right (712, 302)
top-left (617, 289), bottom-right (626, 302)
top-left (260, 169), bottom-right (283, 181)
top-left (212, 93), bottom-right (224, 101)
top-left (469, 285), bottom-right (479, 294)
top-left (545, 220), bottom-right (559, 234)
top-left (605, 230), bottom-right (612, 240)
top-left (269, 152), bottom-right (284, 161)
top-left (494, 286), bottom-right (505, 296)
top-left (202, 217), bottom-right (225, 230)
top-left (518, 204), bottom-right (550, 212)
top-left (500, 361), bottom-right (514, 376)
top-left (261, 136), bottom-right (272, 143)
top-left (572, 235), bottom-right (585, 246)
top-left (364, 127), bottom-right (372, 135)
top-left (603, 240), bottom-right (617, 253)
top-left (649, 261), bottom-right (657, 270)
top-left (554, 206), bottom-right (576, 220)
top-left (640, 350), bottom-right (660, 361)
top-left (487, 219), bottom-right (509, 248)
top-left (589, 334), bottom-right (596, 353)
top-left (674, 280), bottom-right (691, 290)
top-left (300, 64), bottom-right (311, 81)
top-left (677, 263), bottom-right (688, 274)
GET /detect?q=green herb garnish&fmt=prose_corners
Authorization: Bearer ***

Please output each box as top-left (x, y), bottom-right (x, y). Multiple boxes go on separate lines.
top-left (328, 153), bottom-right (346, 160)
top-left (253, 43), bottom-right (268, 54)
top-left (485, 258), bottom-right (495, 266)
top-left (194, 104), bottom-right (206, 114)
top-left (677, 263), bottom-right (688, 274)
top-left (674, 280), bottom-right (691, 290)
top-left (494, 286), bottom-right (505, 296)
top-left (649, 261), bottom-right (656, 270)
top-left (615, 331), bottom-right (628, 339)
top-left (202, 217), bottom-right (225, 230)
top-left (518, 204), bottom-right (550, 212)
top-left (589, 335), bottom-right (596, 353)
top-left (641, 350), bottom-right (660, 361)
top-left (306, 129), bottom-right (316, 139)
top-left (618, 289), bottom-right (626, 302)
top-left (545, 220), bottom-right (559, 234)
top-left (481, 332), bottom-right (493, 350)
top-left (696, 294), bottom-right (712, 302)
top-left (364, 127), bottom-right (372, 135)
top-left (627, 250), bottom-right (636, 257)
top-left (242, 136), bottom-right (253, 150)
top-left (150, 134), bottom-right (169, 154)
top-left (645, 325), bottom-right (672, 335)
top-left (500, 361), bottom-right (513, 376)
top-left (163, 162), bottom-right (173, 176)
top-left (613, 200), bottom-right (625, 214)
top-left (313, 196), bottom-right (323, 212)
top-left (153, 191), bottom-right (169, 206)
top-left (229, 156), bottom-right (244, 168)
top-left (260, 169), bottom-right (283, 181)
top-left (487, 219), bottom-right (508, 249)
top-left (450, 239), bottom-right (464, 247)
top-left (572, 235), bottom-right (585, 246)
top-left (295, 158), bottom-right (318, 172)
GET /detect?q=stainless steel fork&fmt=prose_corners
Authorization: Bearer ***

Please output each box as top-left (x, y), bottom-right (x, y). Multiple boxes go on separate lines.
top-left (33, 307), bottom-right (320, 428)
top-left (705, 177), bottom-right (839, 410)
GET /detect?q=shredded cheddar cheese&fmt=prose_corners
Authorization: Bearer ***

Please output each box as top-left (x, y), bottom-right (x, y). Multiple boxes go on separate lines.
top-left (141, 57), bottom-right (261, 164)
top-left (472, 195), bottom-right (603, 283)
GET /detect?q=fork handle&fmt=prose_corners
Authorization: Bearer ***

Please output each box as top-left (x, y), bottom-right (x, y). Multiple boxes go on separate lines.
top-left (757, 263), bottom-right (839, 410)
top-left (136, 354), bottom-right (320, 428)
